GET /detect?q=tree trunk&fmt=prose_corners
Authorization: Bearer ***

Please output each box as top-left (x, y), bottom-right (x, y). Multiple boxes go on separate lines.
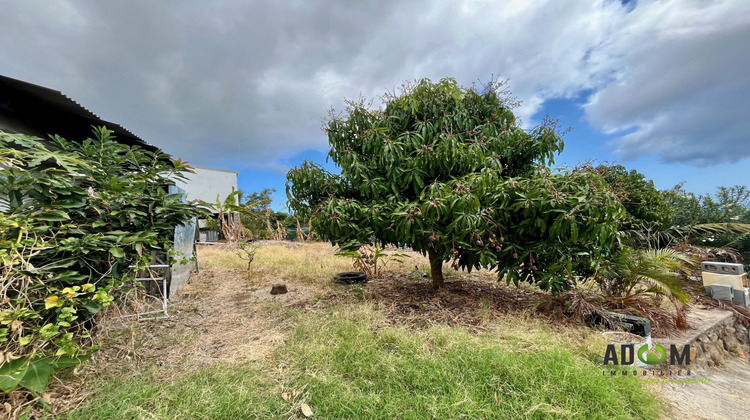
top-left (427, 248), bottom-right (444, 289)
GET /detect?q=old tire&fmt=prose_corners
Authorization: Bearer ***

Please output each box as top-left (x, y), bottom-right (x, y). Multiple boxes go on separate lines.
top-left (334, 272), bottom-right (368, 285)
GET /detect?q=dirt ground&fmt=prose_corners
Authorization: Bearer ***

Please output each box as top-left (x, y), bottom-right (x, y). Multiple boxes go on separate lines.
top-left (35, 242), bottom-right (750, 418)
top-left (659, 359), bottom-right (750, 420)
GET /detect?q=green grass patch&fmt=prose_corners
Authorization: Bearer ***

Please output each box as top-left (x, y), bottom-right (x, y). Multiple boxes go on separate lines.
top-left (64, 363), bottom-right (284, 420)
top-left (67, 305), bottom-right (661, 419)
top-left (277, 306), bottom-right (661, 419)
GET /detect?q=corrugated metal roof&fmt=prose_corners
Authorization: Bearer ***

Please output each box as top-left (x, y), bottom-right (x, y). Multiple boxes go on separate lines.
top-left (0, 74), bottom-right (158, 151)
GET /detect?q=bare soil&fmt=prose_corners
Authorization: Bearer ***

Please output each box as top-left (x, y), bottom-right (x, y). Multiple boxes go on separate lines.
top-left (659, 359), bottom-right (750, 420)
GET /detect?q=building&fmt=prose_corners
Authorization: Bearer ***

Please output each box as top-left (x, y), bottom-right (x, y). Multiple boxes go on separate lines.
top-left (173, 165), bottom-right (239, 242)
top-left (0, 74), bottom-right (154, 150)
top-left (173, 165), bottom-right (239, 205)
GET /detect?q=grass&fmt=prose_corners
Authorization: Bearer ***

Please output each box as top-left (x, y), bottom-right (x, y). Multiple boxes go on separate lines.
top-left (67, 303), bottom-right (661, 419)
top-left (199, 242), bottom-right (374, 285)
top-left (277, 305), bottom-right (660, 419)
top-left (198, 241), bottom-right (426, 285)
top-left (64, 363), bottom-right (284, 419)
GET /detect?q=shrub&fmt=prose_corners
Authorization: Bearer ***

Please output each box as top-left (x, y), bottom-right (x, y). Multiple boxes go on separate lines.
top-left (597, 247), bottom-right (694, 304)
top-left (0, 128), bottom-right (203, 394)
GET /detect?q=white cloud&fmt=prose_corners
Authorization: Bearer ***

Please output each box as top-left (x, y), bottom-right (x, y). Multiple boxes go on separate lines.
top-left (583, 0), bottom-right (750, 164)
top-left (0, 0), bottom-right (747, 167)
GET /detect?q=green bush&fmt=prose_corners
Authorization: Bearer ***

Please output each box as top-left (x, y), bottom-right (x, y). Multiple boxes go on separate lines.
top-left (287, 78), bottom-right (625, 292)
top-left (597, 246), bottom-right (694, 303)
top-left (0, 128), bottom-right (203, 394)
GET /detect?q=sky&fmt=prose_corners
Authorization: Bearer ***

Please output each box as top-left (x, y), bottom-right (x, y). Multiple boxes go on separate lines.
top-left (1, 0), bottom-right (748, 211)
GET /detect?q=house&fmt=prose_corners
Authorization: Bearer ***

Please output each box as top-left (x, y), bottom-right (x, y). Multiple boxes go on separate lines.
top-left (173, 165), bottom-right (240, 242)
top-left (173, 165), bottom-right (239, 206)
top-left (0, 75), bottom-right (155, 151)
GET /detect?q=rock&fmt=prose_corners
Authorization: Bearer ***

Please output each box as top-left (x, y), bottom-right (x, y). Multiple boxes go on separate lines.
top-left (707, 331), bottom-right (719, 342)
top-left (270, 284), bottom-right (288, 295)
top-left (736, 325), bottom-right (749, 344)
top-left (712, 351), bottom-right (726, 367)
top-left (723, 334), bottom-right (744, 356)
top-left (701, 342), bottom-right (726, 367)
top-left (690, 345), bottom-right (702, 361)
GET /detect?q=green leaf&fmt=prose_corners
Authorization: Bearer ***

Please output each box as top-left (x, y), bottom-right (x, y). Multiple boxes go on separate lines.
top-left (109, 247), bottom-right (126, 258)
top-left (18, 358), bottom-right (54, 393)
top-left (35, 210), bottom-right (70, 221)
top-left (50, 354), bottom-right (91, 369)
top-left (0, 357), bottom-right (28, 393)
top-left (82, 301), bottom-right (102, 315)
top-left (9, 190), bottom-right (23, 209)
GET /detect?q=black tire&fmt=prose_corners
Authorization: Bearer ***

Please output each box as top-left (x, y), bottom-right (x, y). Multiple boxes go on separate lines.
top-left (334, 272), bottom-right (368, 285)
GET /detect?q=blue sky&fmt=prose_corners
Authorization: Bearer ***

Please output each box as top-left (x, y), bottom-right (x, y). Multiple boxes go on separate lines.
top-left (2, 0), bottom-right (748, 212)
top-left (236, 92), bottom-right (749, 212)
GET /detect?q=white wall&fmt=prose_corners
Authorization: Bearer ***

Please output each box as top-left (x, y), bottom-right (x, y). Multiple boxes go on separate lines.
top-left (174, 165), bottom-right (238, 206)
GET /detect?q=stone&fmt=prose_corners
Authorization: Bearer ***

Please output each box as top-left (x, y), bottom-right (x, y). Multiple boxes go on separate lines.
top-left (691, 344), bottom-right (702, 361)
top-left (736, 325), bottom-right (749, 344)
top-left (707, 331), bottom-right (719, 342)
top-left (701, 342), bottom-right (726, 368)
top-left (270, 284), bottom-right (288, 295)
top-left (711, 348), bottom-right (727, 367)
top-left (723, 334), bottom-right (744, 356)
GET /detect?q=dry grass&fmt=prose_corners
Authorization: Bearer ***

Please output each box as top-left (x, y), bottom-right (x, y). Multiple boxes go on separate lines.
top-left (44, 241), bottom-right (662, 419)
top-left (199, 241), bottom-right (425, 286)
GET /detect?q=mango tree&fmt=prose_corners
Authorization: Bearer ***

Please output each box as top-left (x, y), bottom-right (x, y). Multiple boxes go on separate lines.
top-left (287, 78), bottom-right (624, 292)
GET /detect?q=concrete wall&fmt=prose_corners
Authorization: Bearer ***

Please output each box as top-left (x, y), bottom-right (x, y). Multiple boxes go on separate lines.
top-left (174, 165), bottom-right (239, 206)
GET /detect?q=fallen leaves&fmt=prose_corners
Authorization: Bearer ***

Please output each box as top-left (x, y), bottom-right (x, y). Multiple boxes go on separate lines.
top-left (300, 403), bottom-right (313, 417)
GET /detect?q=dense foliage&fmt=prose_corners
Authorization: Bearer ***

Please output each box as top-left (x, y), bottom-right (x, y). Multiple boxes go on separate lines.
top-left (0, 128), bottom-right (203, 394)
top-left (287, 78), bottom-right (625, 292)
top-left (597, 246), bottom-right (693, 303)
top-left (665, 185), bottom-right (750, 264)
top-left (579, 164), bottom-right (672, 230)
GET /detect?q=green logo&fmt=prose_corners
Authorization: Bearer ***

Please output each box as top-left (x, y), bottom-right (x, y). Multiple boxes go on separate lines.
top-left (637, 344), bottom-right (667, 365)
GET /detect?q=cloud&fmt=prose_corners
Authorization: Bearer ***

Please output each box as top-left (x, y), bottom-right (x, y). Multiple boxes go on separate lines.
top-left (583, 0), bottom-right (750, 165)
top-left (0, 0), bottom-right (747, 168)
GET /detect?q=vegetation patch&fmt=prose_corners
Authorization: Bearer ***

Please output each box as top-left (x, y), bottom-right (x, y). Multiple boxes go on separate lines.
top-left (67, 303), bottom-right (660, 419)
top-left (0, 129), bottom-right (202, 404)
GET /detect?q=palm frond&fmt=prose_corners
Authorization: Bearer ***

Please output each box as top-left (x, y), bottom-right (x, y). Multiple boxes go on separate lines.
top-left (598, 246), bottom-right (692, 304)
top-left (671, 222), bottom-right (750, 241)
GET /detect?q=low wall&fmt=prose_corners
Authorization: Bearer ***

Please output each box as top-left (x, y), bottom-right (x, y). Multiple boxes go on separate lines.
top-left (692, 318), bottom-right (748, 367)
top-left (655, 309), bottom-right (749, 368)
